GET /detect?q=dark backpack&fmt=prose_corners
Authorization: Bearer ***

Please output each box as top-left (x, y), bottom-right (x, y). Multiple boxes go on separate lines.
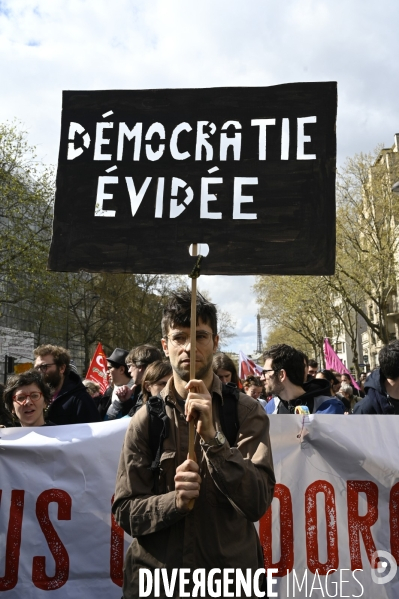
top-left (146, 383), bottom-right (240, 492)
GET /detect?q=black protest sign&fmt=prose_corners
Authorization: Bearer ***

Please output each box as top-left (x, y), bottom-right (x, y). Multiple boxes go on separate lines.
top-left (49, 83), bottom-right (337, 275)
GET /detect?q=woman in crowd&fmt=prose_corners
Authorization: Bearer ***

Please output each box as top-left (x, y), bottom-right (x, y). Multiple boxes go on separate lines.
top-left (242, 375), bottom-right (268, 411)
top-left (141, 361), bottom-right (173, 403)
top-left (212, 353), bottom-right (240, 386)
top-left (4, 369), bottom-right (54, 427)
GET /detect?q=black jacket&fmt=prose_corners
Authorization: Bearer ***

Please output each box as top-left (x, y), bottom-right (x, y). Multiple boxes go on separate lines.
top-left (98, 385), bottom-right (113, 419)
top-left (99, 384), bottom-right (142, 420)
top-left (352, 369), bottom-right (399, 414)
top-left (47, 370), bottom-right (101, 425)
top-left (277, 377), bottom-right (345, 414)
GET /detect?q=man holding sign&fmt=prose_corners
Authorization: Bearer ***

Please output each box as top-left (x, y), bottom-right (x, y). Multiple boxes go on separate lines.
top-left (113, 291), bottom-right (275, 599)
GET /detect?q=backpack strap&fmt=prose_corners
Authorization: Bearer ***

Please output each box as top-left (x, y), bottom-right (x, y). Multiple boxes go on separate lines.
top-left (220, 383), bottom-right (240, 447)
top-left (146, 395), bottom-right (169, 493)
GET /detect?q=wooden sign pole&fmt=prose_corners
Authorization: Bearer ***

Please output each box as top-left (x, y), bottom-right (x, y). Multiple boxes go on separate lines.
top-left (188, 243), bottom-right (198, 462)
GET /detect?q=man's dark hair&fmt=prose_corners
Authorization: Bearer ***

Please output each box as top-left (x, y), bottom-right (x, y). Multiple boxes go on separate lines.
top-left (161, 290), bottom-right (217, 337)
top-left (126, 345), bottom-right (163, 368)
top-left (263, 344), bottom-right (305, 386)
top-left (319, 369), bottom-right (340, 386)
top-left (34, 344), bottom-right (71, 375)
top-left (379, 340), bottom-right (399, 380)
top-left (0, 382), bottom-right (15, 426)
top-left (4, 369), bottom-right (52, 412)
top-left (309, 359), bottom-right (318, 369)
top-left (212, 353), bottom-right (239, 385)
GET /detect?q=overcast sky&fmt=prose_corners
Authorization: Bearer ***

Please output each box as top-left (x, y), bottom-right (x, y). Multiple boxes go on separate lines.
top-left (1, 0), bottom-right (399, 355)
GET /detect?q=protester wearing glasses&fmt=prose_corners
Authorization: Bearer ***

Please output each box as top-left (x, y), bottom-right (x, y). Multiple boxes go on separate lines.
top-left (113, 291), bottom-right (275, 599)
top-left (261, 344), bottom-right (345, 414)
top-left (34, 344), bottom-right (100, 425)
top-left (4, 369), bottom-right (54, 427)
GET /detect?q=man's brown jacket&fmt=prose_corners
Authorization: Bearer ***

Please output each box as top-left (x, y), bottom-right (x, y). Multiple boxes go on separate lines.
top-left (112, 374), bottom-right (275, 598)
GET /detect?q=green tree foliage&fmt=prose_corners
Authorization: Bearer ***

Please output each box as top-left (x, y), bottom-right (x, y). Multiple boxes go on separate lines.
top-left (254, 275), bottom-right (334, 363)
top-left (1, 122), bottom-right (237, 373)
top-left (0, 121), bottom-right (54, 303)
top-left (255, 145), bottom-right (399, 374)
top-left (330, 149), bottom-right (399, 345)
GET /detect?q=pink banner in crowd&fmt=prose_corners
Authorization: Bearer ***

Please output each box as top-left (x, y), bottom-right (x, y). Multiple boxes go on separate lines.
top-left (239, 350), bottom-right (263, 380)
top-left (323, 338), bottom-right (360, 390)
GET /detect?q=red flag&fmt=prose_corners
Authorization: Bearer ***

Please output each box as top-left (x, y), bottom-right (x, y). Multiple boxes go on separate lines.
top-left (239, 350), bottom-right (263, 380)
top-left (86, 343), bottom-right (108, 394)
top-left (323, 338), bottom-right (360, 390)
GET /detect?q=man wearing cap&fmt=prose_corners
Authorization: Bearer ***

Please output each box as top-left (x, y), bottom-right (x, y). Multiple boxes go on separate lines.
top-left (105, 345), bottom-right (163, 419)
top-left (99, 348), bottom-right (134, 420)
top-left (107, 344), bottom-right (162, 420)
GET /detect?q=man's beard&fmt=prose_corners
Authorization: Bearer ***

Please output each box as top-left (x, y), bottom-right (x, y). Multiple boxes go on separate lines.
top-left (45, 368), bottom-right (63, 390)
top-left (173, 355), bottom-right (213, 382)
top-left (266, 375), bottom-right (284, 397)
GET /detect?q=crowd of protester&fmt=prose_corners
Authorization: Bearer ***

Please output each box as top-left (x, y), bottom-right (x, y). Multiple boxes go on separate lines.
top-left (1, 336), bottom-right (399, 428)
top-left (2, 291), bottom-right (396, 599)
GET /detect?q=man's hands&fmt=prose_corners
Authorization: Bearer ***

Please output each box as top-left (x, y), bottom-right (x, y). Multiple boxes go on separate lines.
top-left (184, 379), bottom-right (216, 443)
top-left (174, 379), bottom-right (217, 511)
top-left (115, 384), bottom-right (136, 402)
top-left (174, 459), bottom-right (202, 511)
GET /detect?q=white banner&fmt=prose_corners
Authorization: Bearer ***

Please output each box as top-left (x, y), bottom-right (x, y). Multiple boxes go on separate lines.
top-left (0, 416), bottom-right (398, 598)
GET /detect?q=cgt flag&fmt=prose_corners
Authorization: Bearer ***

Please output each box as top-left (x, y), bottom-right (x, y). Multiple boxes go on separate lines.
top-left (239, 350), bottom-right (263, 380)
top-left (323, 338), bottom-right (360, 390)
top-left (86, 342), bottom-right (108, 394)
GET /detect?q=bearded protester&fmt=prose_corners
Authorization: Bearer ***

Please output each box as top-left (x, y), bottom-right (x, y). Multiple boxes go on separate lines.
top-left (112, 291), bottom-right (275, 598)
top-left (261, 344), bottom-right (345, 414)
top-left (34, 344), bottom-right (100, 425)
